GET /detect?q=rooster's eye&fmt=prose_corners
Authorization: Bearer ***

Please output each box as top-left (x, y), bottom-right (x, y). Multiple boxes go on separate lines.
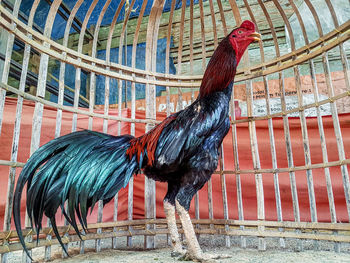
top-left (237, 30), bottom-right (243, 34)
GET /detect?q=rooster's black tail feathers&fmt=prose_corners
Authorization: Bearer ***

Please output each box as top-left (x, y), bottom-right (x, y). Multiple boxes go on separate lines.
top-left (13, 130), bottom-right (139, 258)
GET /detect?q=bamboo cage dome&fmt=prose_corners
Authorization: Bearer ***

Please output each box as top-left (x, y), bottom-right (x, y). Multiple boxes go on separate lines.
top-left (0, 0), bottom-right (349, 261)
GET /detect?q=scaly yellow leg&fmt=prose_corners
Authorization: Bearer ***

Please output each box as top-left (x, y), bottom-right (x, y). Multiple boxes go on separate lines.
top-left (175, 200), bottom-right (231, 262)
top-left (164, 200), bottom-right (186, 256)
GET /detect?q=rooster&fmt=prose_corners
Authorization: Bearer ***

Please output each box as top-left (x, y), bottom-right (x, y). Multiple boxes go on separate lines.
top-left (14, 20), bottom-right (260, 262)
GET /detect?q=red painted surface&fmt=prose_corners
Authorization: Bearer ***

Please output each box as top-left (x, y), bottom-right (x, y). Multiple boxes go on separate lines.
top-left (1, 97), bottom-right (349, 230)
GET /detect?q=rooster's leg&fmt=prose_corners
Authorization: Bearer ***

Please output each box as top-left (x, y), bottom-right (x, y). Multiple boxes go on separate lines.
top-left (164, 183), bottom-right (186, 256)
top-left (164, 200), bottom-right (186, 256)
top-left (175, 199), bottom-right (203, 259)
top-left (175, 185), bottom-right (231, 262)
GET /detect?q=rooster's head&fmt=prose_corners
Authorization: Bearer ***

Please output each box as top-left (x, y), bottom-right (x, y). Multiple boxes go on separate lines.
top-left (199, 20), bottom-right (260, 98)
top-left (229, 20), bottom-right (261, 64)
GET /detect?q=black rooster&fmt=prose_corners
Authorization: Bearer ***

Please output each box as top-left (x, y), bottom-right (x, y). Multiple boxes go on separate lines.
top-left (14, 20), bottom-right (260, 262)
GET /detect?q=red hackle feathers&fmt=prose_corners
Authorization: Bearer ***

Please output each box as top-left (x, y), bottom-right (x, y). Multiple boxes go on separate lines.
top-left (199, 20), bottom-right (257, 98)
top-left (126, 115), bottom-right (177, 165)
top-left (199, 37), bottom-right (236, 98)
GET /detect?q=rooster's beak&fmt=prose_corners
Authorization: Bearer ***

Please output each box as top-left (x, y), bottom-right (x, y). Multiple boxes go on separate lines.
top-left (249, 32), bottom-right (261, 42)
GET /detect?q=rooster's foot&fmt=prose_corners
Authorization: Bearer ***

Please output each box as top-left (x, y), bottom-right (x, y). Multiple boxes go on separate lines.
top-left (181, 252), bottom-right (231, 263)
top-left (171, 247), bottom-right (187, 257)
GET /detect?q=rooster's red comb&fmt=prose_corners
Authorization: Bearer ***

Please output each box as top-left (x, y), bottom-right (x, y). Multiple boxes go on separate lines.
top-left (240, 20), bottom-right (256, 31)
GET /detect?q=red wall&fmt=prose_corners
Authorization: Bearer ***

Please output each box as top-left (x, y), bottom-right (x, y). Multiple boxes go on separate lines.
top-left (1, 97), bottom-right (349, 230)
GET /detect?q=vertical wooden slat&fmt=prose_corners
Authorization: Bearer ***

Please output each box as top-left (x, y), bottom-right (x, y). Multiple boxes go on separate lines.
top-left (1, 0), bottom-right (21, 232)
top-left (0, 4), bottom-right (15, 135)
top-left (233, 0), bottom-right (266, 250)
top-left (198, 0), bottom-right (214, 235)
top-left (241, 0), bottom-right (262, 65)
top-left (219, 145), bottom-right (230, 247)
top-left (246, 79), bottom-right (266, 251)
top-left (325, 0), bottom-right (350, 91)
top-left (208, 0), bottom-right (218, 49)
top-left (105, 0), bottom-right (126, 249)
top-left (246, 49), bottom-right (266, 249)
top-left (227, 0), bottom-right (245, 234)
top-left (188, 0), bottom-right (200, 225)
top-left (72, 0), bottom-right (99, 132)
top-left (131, 0), bottom-right (148, 121)
top-left (198, 0), bottom-right (207, 73)
top-left (117, 0), bottom-right (133, 135)
top-left (165, 0), bottom-right (176, 117)
top-left (227, 0), bottom-right (242, 25)
top-left (264, 75), bottom-right (286, 249)
top-left (1, 1), bottom-right (29, 262)
top-left (87, 0), bottom-right (114, 253)
top-left (144, 0), bottom-right (166, 249)
top-left (216, 2), bottom-right (230, 247)
top-left (217, 0), bottom-right (228, 36)
top-left (241, 17), bottom-right (267, 255)
top-left (126, 0), bottom-right (138, 248)
top-left (129, 0), bottom-right (148, 248)
top-left (216, 0), bottom-right (230, 248)
top-left (8, 46), bottom-right (31, 263)
top-left (56, 0), bottom-right (85, 137)
top-left (280, 71), bottom-right (301, 221)
top-left (321, 3), bottom-right (350, 250)
top-left (208, 0), bottom-right (219, 242)
top-left (199, 0), bottom-right (214, 228)
top-left (209, 0), bottom-right (219, 238)
top-left (207, 176), bottom-right (213, 224)
top-left (189, 0), bottom-right (195, 102)
top-left (323, 0), bottom-right (350, 219)
top-left (28, 2), bottom-right (64, 262)
top-left (230, 91), bottom-right (246, 248)
top-left (116, 0), bottom-right (136, 248)
top-left (164, 0), bottom-right (176, 244)
top-left (228, 0), bottom-right (248, 249)
top-left (226, 3), bottom-right (245, 246)
top-left (176, 0), bottom-right (186, 111)
top-left (72, 0), bottom-right (99, 255)
top-left (112, 194), bottom-right (118, 249)
top-left (48, 0), bottom-right (85, 260)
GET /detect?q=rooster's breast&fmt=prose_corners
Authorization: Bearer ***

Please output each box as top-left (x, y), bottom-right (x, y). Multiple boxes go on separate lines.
top-left (143, 94), bottom-right (231, 183)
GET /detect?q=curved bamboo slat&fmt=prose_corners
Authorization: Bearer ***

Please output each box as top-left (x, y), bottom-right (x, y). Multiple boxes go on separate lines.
top-left (0, 0), bottom-right (349, 260)
top-left (1, 5), bottom-right (349, 85)
top-left (1, 219), bottom-right (350, 254)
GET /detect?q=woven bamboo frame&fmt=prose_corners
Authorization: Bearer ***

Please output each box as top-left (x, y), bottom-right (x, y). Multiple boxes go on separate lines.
top-left (0, 0), bottom-right (349, 261)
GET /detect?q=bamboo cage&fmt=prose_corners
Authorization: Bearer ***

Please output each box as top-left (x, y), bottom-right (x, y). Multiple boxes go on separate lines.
top-left (0, 0), bottom-right (349, 261)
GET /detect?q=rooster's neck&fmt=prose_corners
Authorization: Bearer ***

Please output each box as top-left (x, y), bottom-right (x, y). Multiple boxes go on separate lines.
top-left (199, 38), bottom-right (236, 99)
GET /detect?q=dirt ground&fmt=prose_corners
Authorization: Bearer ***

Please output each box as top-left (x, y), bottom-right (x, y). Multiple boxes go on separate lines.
top-left (7, 235), bottom-right (350, 263)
